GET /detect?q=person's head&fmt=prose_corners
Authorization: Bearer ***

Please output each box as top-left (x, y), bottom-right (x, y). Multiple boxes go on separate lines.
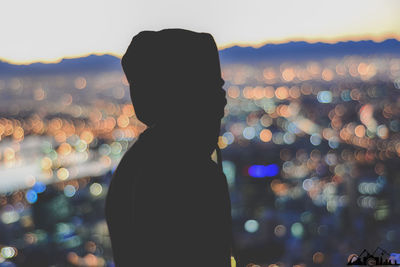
top-left (121, 29), bottom-right (226, 150)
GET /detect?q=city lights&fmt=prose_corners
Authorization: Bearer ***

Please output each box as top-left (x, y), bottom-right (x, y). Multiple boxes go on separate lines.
top-left (0, 49), bottom-right (399, 266)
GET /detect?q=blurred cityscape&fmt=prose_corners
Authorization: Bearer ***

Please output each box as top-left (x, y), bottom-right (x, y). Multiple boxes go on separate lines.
top-left (0, 40), bottom-right (400, 266)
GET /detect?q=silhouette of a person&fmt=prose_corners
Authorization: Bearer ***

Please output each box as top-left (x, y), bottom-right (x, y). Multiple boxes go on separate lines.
top-left (105, 29), bottom-right (233, 266)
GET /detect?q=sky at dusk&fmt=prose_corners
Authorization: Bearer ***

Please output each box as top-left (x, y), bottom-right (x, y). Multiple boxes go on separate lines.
top-left (1, 0), bottom-right (400, 64)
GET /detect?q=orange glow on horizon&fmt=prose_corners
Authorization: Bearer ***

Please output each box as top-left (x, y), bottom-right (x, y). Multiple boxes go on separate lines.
top-left (1, 33), bottom-right (399, 65)
top-left (0, 51), bottom-right (123, 66)
top-left (216, 32), bottom-right (400, 50)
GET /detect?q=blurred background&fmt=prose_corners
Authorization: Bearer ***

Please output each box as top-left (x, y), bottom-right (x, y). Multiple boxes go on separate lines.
top-left (1, 0), bottom-right (400, 266)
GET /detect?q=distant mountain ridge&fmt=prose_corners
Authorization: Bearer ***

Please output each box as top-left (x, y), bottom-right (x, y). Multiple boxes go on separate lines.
top-left (1, 39), bottom-right (399, 76)
top-left (219, 38), bottom-right (400, 63)
top-left (0, 54), bottom-right (122, 76)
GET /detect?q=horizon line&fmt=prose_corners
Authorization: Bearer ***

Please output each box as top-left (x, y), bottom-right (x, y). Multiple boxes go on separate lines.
top-left (1, 33), bottom-right (399, 66)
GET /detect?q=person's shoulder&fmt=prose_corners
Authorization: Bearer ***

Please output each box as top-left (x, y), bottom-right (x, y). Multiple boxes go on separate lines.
top-left (119, 130), bottom-right (157, 164)
top-left (120, 138), bottom-right (146, 163)
top-left (110, 141), bottom-right (144, 180)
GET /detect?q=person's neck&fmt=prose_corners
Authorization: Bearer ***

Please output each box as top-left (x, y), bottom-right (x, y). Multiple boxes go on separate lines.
top-left (141, 122), bottom-right (218, 157)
